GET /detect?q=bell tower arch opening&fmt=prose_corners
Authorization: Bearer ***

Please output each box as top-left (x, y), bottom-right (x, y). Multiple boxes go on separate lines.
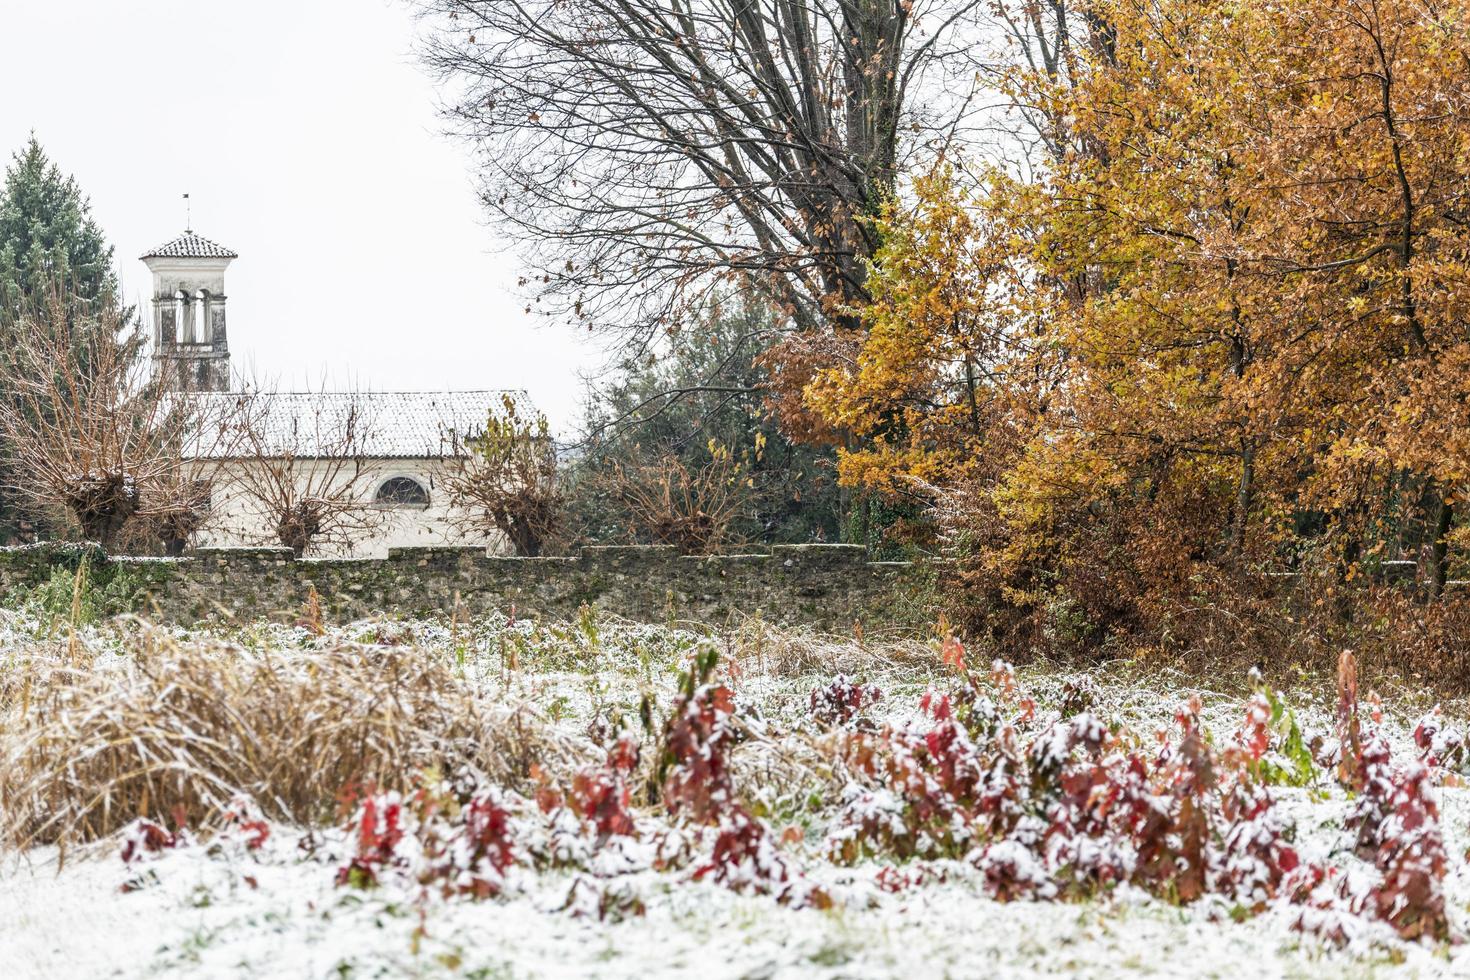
top-left (141, 229), bottom-right (237, 392)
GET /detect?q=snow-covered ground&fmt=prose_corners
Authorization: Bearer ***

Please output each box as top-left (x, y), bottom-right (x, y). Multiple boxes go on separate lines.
top-left (0, 836), bottom-right (1457, 979)
top-left (1, 609), bottom-right (1467, 978)
top-left (5, 807), bottom-right (1466, 979)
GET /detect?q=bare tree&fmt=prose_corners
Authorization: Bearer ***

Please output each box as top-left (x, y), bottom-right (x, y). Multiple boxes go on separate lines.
top-left (445, 393), bottom-right (562, 556)
top-left (137, 476), bottom-right (214, 556)
top-left (0, 295), bottom-right (233, 550)
top-left (416, 0), bottom-right (988, 341)
top-left (139, 393), bottom-right (256, 555)
top-left (215, 390), bottom-right (388, 557)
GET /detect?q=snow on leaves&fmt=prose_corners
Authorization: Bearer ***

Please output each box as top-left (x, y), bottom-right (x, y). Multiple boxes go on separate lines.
top-left (111, 641), bottom-right (1457, 950)
top-left (826, 646), bottom-right (1453, 944)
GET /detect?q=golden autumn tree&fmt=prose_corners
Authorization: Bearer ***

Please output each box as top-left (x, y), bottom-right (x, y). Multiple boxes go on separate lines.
top-left (809, 2), bottom-right (1302, 624)
top-left (1242, 0), bottom-right (1470, 595)
top-left (986, 0), bottom-right (1470, 627)
top-left (985, 0), bottom-right (1294, 603)
top-left (795, 0), bottom-right (1470, 650)
top-left (804, 166), bottom-right (1033, 500)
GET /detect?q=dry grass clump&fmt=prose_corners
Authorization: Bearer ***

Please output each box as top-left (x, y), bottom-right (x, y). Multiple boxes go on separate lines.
top-left (723, 618), bottom-right (935, 679)
top-left (476, 700), bottom-right (597, 787)
top-left (728, 728), bottom-right (852, 821)
top-left (0, 624), bottom-right (589, 851)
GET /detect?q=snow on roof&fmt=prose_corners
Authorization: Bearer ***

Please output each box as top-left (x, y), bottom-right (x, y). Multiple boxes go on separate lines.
top-left (188, 390), bottom-right (514, 459)
top-left (140, 231), bottom-right (239, 260)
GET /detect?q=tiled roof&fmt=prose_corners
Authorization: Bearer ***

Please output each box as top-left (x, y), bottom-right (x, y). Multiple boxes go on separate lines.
top-left (141, 231), bottom-right (239, 260)
top-left (188, 390), bottom-right (515, 459)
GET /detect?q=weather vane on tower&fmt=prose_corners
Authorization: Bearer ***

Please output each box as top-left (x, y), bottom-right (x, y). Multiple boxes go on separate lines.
top-left (183, 192), bottom-right (191, 233)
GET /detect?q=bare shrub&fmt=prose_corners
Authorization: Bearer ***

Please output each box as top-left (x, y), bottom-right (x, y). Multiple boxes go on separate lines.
top-left (138, 475), bottom-right (215, 556)
top-left (138, 393), bottom-right (254, 555)
top-left (214, 389), bottom-right (388, 556)
top-left (0, 298), bottom-right (181, 547)
top-left (446, 393), bottom-right (561, 556)
top-left (0, 293), bottom-right (252, 554)
top-left (608, 447), bottom-right (751, 553)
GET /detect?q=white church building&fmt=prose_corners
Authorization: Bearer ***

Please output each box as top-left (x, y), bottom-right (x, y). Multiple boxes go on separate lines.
top-left (142, 229), bottom-right (508, 558)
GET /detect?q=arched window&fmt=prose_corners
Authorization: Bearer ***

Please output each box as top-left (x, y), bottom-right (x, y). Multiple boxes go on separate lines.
top-left (195, 289), bottom-right (211, 342)
top-left (174, 290), bottom-right (190, 342)
top-left (375, 476), bottom-right (430, 508)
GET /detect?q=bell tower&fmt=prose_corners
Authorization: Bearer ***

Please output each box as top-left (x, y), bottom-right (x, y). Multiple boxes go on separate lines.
top-left (141, 229), bottom-right (237, 392)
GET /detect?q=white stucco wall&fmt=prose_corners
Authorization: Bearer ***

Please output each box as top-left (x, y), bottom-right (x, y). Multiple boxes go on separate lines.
top-left (194, 457), bottom-right (509, 558)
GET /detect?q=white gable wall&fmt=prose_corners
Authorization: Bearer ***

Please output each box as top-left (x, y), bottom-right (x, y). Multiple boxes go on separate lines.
top-left (194, 456), bottom-right (510, 558)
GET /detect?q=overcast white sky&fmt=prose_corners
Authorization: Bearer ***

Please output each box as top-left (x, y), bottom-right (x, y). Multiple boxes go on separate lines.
top-left (0, 0), bottom-right (607, 434)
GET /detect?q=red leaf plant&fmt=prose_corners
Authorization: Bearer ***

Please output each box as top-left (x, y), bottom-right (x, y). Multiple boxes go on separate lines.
top-left (569, 734), bottom-right (641, 844)
top-left (119, 815), bottom-right (187, 868)
top-left (220, 796), bottom-right (272, 852)
top-left (810, 675), bottom-right (883, 728)
top-left (658, 647), bottom-right (830, 908)
top-left (827, 653), bottom-right (1451, 944)
top-left (1412, 707), bottom-right (1466, 773)
top-left (117, 806), bottom-right (193, 893)
top-left (335, 782), bottom-right (520, 900)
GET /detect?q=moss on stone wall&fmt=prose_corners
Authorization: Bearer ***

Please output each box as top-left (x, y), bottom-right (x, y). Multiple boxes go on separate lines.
top-left (0, 543), bottom-right (181, 623)
top-left (0, 543), bottom-right (924, 633)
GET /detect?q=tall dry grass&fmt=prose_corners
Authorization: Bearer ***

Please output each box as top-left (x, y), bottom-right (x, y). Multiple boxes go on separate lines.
top-left (0, 623), bottom-right (591, 851)
top-left (722, 617), bottom-right (935, 678)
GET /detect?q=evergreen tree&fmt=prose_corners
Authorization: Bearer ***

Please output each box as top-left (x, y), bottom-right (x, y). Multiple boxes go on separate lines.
top-left (0, 135), bottom-right (119, 320)
top-left (0, 137), bottom-right (123, 542)
top-left (567, 295), bottom-right (843, 546)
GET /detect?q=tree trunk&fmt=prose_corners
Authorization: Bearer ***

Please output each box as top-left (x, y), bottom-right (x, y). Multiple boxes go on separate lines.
top-left (1231, 440), bottom-right (1253, 558)
top-left (1421, 486), bottom-right (1453, 600)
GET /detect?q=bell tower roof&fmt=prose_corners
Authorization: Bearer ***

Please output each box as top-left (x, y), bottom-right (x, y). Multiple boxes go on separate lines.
top-left (140, 230), bottom-right (238, 260)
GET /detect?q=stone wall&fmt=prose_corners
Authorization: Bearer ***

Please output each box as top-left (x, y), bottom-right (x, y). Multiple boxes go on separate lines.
top-left (0, 543), bottom-right (922, 632)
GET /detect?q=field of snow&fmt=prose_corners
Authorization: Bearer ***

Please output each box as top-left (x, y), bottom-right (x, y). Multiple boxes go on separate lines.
top-left (2, 608), bottom-right (1467, 978)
